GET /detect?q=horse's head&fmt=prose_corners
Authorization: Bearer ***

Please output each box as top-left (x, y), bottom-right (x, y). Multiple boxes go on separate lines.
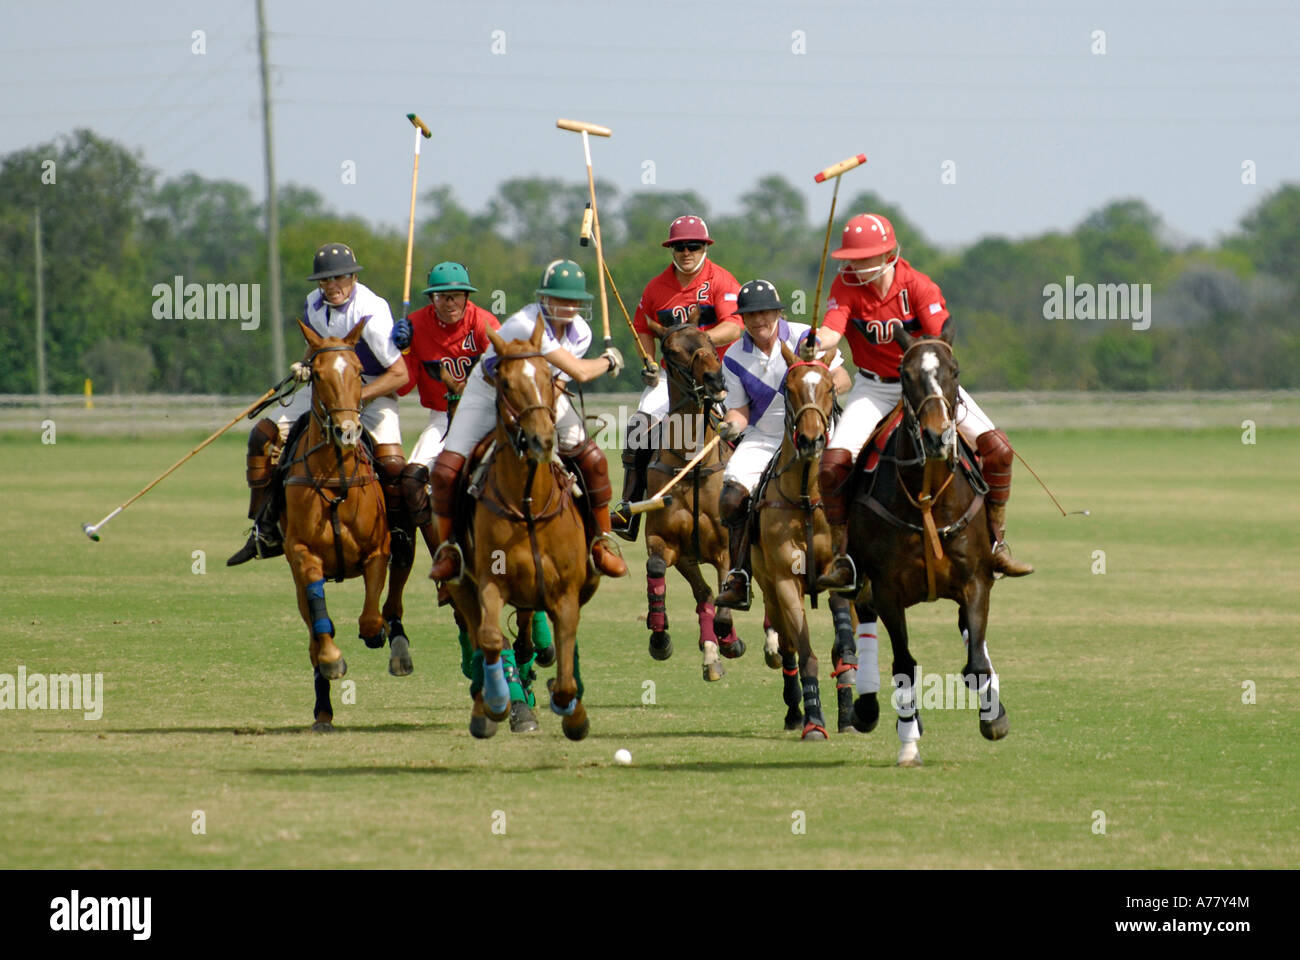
top-left (779, 342), bottom-right (836, 461)
top-left (486, 313), bottom-right (557, 464)
top-left (660, 319), bottom-right (727, 409)
top-left (298, 318), bottom-right (365, 450)
top-left (896, 328), bottom-right (959, 464)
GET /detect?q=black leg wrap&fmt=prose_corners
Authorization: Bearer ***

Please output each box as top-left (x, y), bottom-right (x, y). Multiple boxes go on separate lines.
top-left (801, 675), bottom-right (824, 722)
top-left (647, 555), bottom-right (667, 578)
top-left (781, 654), bottom-right (801, 708)
top-left (313, 665), bottom-right (331, 718)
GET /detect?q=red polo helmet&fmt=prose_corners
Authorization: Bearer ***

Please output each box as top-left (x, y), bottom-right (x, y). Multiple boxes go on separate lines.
top-left (831, 213), bottom-right (897, 259)
top-left (662, 215), bottom-right (714, 247)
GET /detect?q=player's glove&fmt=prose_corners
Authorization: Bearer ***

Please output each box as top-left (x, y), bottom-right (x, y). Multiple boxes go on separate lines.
top-left (290, 361), bottom-right (312, 383)
top-left (640, 360), bottom-right (660, 388)
top-left (602, 347), bottom-right (625, 377)
top-left (716, 419), bottom-right (743, 443)
top-left (392, 317), bottom-right (412, 350)
top-left (797, 332), bottom-right (820, 362)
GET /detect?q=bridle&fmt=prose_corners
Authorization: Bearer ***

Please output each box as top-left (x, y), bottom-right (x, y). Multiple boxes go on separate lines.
top-left (491, 351), bottom-right (557, 459)
top-left (897, 339), bottom-right (959, 470)
top-left (307, 345), bottom-right (363, 448)
top-left (661, 325), bottom-right (724, 415)
top-left (780, 359), bottom-right (839, 464)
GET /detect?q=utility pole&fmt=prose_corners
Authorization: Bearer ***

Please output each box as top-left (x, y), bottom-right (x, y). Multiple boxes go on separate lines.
top-left (256, 0), bottom-right (284, 376)
top-left (34, 207), bottom-right (46, 410)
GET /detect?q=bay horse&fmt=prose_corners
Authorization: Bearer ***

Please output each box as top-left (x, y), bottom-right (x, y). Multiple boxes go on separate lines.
top-left (443, 315), bottom-right (598, 740)
top-left (643, 322), bottom-right (745, 681)
top-left (844, 329), bottom-right (1009, 766)
top-left (750, 344), bottom-right (859, 737)
top-left (283, 319), bottom-right (404, 732)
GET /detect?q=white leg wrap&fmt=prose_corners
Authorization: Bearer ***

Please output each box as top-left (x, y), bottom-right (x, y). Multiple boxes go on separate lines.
top-left (892, 675), bottom-right (917, 721)
top-left (855, 621), bottom-right (879, 694)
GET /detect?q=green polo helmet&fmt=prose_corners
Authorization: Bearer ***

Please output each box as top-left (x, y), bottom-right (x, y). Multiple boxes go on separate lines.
top-left (535, 259), bottom-right (593, 301)
top-left (421, 261), bottom-right (477, 295)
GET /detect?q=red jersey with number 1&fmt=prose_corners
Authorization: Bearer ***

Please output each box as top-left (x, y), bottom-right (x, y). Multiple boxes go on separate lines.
top-left (632, 260), bottom-right (742, 356)
top-left (821, 258), bottom-right (951, 378)
top-left (399, 300), bottom-right (501, 411)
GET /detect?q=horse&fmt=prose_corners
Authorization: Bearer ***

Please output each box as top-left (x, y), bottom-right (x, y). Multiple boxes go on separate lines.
top-left (843, 329), bottom-right (1010, 766)
top-left (643, 322), bottom-right (746, 681)
top-left (443, 315), bottom-right (599, 740)
top-left (750, 343), bottom-right (860, 738)
top-left (282, 318), bottom-right (406, 732)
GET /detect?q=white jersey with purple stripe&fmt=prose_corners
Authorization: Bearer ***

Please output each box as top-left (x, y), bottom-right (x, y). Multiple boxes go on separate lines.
top-left (302, 281), bottom-right (402, 383)
top-left (722, 319), bottom-right (844, 439)
top-left (472, 302), bottom-right (592, 387)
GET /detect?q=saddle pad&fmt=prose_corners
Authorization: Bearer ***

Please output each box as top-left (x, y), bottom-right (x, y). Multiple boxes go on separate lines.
top-left (859, 401), bottom-right (904, 475)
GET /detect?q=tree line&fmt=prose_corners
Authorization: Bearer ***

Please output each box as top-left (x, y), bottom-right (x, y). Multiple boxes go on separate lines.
top-left (3, 128), bottom-right (1298, 395)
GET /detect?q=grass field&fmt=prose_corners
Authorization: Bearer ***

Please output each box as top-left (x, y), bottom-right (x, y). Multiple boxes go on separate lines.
top-left (1, 411), bottom-right (1297, 869)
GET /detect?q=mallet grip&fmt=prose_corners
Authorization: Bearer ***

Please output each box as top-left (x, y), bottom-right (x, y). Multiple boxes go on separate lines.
top-left (407, 113), bottom-right (432, 138)
top-left (814, 153), bottom-right (867, 183)
top-left (557, 118), bottom-right (612, 137)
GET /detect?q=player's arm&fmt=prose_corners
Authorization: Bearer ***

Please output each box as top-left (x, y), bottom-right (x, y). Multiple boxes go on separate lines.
top-left (361, 357), bottom-right (410, 402)
top-left (706, 319), bottom-right (742, 348)
top-left (545, 346), bottom-right (621, 384)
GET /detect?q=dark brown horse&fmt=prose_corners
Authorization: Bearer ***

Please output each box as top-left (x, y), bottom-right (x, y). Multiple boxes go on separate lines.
top-left (283, 319), bottom-right (399, 732)
top-left (444, 315), bottom-right (599, 740)
top-left (750, 344), bottom-right (859, 737)
top-left (843, 330), bottom-right (1009, 765)
top-left (643, 323), bottom-right (745, 681)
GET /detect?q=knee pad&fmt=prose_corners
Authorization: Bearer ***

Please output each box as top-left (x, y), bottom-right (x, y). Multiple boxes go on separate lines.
top-left (431, 451), bottom-right (468, 516)
top-left (975, 429), bottom-right (1013, 496)
top-left (719, 481), bottom-right (751, 527)
top-left (565, 438), bottom-right (612, 507)
top-left (400, 462), bottom-right (432, 527)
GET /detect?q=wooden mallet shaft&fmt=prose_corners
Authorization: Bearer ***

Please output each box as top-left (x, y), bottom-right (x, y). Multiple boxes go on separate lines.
top-left (400, 113), bottom-right (433, 347)
top-left (809, 153), bottom-right (867, 346)
top-left (557, 118), bottom-right (615, 346)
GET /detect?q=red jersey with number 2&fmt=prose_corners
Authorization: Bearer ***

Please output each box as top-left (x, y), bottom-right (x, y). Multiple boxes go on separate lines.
top-left (821, 258), bottom-right (950, 378)
top-left (632, 260), bottom-right (742, 356)
top-left (399, 300), bottom-right (501, 411)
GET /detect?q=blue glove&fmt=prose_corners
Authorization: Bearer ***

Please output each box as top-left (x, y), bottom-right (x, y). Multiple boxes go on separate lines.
top-left (393, 317), bottom-right (412, 350)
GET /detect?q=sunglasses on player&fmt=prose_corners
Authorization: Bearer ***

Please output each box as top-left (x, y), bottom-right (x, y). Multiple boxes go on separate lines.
top-left (671, 242), bottom-right (706, 252)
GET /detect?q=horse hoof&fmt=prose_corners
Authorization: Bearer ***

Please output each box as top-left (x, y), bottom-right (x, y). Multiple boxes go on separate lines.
top-left (838, 721), bottom-right (860, 734)
top-left (897, 742), bottom-right (923, 767)
top-left (801, 722), bottom-right (828, 740)
top-left (311, 721), bottom-right (334, 734)
top-left (388, 636), bottom-right (413, 677)
top-left (851, 694), bottom-right (880, 734)
top-left (509, 701), bottom-right (540, 734)
top-left (980, 703), bottom-right (1010, 741)
top-left (784, 711), bottom-right (803, 732)
top-left (764, 649), bottom-right (783, 670)
top-left (702, 661), bottom-right (725, 682)
top-left (484, 701), bottom-right (509, 723)
top-left (649, 631), bottom-right (673, 661)
top-left (561, 712), bottom-right (590, 742)
top-left (469, 714), bottom-right (498, 739)
top-left (719, 637), bottom-right (746, 660)
top-left (534, 644), bottom-right (556, 668)
top-left (318, 657), bottom-right (346, 681)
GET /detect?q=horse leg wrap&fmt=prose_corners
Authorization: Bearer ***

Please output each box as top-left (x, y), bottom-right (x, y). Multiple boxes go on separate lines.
top-left (695, 599), bottom-right (716, 651)
top-left (483, 659), bottom-right (510, 716)
top-left (306, 578), bottom-right (334, 638)
top-left (313, 665), bottom-right (331, 720)
top-left (801, 674), bottom-right (825, 728)
top-left (458, 626), bottom-right (474, 681)
top-left (468, 649), bottom-right (484, 698)
top-left (646, 557), bottom-right (668, 632)
top-left (573, 643), bottom-right (584, 701)
top-left (781, 653), bottom-right (801, 708)
top-left (830, 597), bottom-right (857, 685)
top-left (531, 610), bottom-right (553, 652)
top-left (501, 648), bottom-right (525, 703)
top-left (855, 621), bottom-right (879, 694)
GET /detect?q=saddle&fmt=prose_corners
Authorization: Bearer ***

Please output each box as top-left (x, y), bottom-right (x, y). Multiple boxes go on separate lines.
top-left (270, 413), bottom-right (379, 514)
top-left (454, 432), bottom-right (583, 552)
top-left (854, 406), bottom-right (990, 508)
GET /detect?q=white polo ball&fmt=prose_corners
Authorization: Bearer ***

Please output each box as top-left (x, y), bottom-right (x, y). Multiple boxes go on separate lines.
top-left (613, 748), bottom-right (632, 766)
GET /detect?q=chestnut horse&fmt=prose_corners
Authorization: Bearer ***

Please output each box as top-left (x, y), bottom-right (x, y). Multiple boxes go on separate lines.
top-left (283, 319), bottom-right (404, 732)
top-left (643, 323), bottom-right (745, 681)
top-left (844, 330), bottom-right (1009, 766)
top-left (750, 344), bottom-right (859, 738)
top-left (444, 316), bottom-right (599, 740)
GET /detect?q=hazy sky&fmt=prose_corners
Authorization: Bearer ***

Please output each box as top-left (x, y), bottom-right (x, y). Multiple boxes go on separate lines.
top-left (4, 0), bottom-right (1298, 249)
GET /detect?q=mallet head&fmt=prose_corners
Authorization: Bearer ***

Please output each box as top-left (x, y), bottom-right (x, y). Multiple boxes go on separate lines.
top-left (82, 523), bottom-right (101, 542)
top-left (407, 113), bottom-right (432, 138)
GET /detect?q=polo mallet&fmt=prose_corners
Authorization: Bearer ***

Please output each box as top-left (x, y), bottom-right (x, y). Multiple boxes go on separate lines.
top-left (82, 381), bottom-right (290, 541)
top-left (624, 434), bottom-right (722, 515)
top-left (1013, 450), bottom-right (1089, 517)
top-left (399, 112), bottom-right (432, 354)
top-left (808, 153), bottom-right (867, 347)
top-left (575, 207), bottom-right (654, 369)
top-left (557, 118), bottom-right (614, 352)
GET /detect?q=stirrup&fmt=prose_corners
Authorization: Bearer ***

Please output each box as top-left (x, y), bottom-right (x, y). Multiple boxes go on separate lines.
top-left (820, 554), bottom-right (860, 596)
top-left (714, 569), bottom-right (751, 611)
top-left (429, 540), bottom-right (465, 585)
top-left (590, 532), bottom-right (628, 577)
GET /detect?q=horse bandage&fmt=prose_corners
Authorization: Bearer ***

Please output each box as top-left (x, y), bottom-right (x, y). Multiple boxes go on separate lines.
top-left (855, 622), bottom-right (879, 694)
top-left (306, 578), bottom-right (334, 638)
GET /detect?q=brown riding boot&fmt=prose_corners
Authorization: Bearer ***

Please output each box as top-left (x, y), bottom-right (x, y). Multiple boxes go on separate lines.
top-left (814, 448), bottom-right (857, 592)
top-left (987, 502), bottom-right (1034, 577)
top-left (227, 419), bottom-right (284, 566)
top-left (569, 439), bottom-right (628, 578)
top-left (714, 481), bottom-right (752, 610)
top-left (427, 451), bottom-right (467, 582)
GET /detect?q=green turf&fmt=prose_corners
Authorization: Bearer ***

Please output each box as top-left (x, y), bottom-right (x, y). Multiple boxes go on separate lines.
top-left (1, 426), bottom-right (1297, 868)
